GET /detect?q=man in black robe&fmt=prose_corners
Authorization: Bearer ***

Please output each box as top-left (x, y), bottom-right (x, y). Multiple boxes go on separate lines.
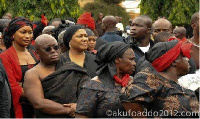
top-left (23, 34), bottom-right (90, 118)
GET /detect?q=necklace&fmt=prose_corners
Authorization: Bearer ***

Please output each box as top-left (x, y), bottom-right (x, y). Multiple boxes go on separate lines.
top-left (188, 39), bottom-right (200, 48)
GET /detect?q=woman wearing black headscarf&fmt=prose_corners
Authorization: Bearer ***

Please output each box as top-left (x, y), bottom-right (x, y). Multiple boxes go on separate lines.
top-left (0, 17), bottom-right (39, 118)
top-left (62, 25), bottom-right (97, 78)
top-left (75, 41), bottom-right (136, 118)
top-left (121, 40), bottom-right (199, 118)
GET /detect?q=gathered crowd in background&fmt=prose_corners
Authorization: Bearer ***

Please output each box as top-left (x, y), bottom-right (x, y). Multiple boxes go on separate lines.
top-left (0, 10), bottom-right (199, 118)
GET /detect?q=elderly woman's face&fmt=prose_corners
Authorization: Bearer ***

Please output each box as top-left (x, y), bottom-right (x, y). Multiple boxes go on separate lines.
top-left (117, 48), bottom-right (136, 75)
top-left (70, 29), bottom-right (88, 51)
top-left (175, 54), bottom-right (190, 76)
top-left (13, 26), bottom-right (33, 47)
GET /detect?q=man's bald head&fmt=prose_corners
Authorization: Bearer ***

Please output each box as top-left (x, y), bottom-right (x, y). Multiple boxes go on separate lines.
top-left (152, 18), bottom-right (172, 39)
top-left (102, 16), bottom-right (118, 32)
top-left (173, 27), bottom-right (186, 39)
top-left (152, 18), bottom-right (172, 31)
top-left (102, 16), bottom-right (118, 26)
top-left (191, 11), bottom-right (199, 24)
top-left (35, 34), bottom-right (57, 50)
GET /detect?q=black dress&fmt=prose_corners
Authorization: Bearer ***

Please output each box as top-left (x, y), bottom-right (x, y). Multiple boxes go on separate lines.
top-left (20, 51), bottom-right (38, 118)
top-left (76, 79), bottom-right (131, 118)
top-left (20, 64), bottom-right (35, 118)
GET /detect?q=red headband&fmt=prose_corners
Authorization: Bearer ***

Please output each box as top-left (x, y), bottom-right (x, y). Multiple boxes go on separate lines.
top-left (77, 12), bottom-right (95, 30)
top-left (151, 41), bottom-right (193, 72)
top-left (168, 37), bottom-right (187, 42)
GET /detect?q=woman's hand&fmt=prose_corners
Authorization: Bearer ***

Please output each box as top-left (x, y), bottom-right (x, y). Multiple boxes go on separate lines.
top-left (63, 103), bottom-right (77, 117)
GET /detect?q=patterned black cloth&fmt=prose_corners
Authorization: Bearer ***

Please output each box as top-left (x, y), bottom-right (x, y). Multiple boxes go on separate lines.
top-left (121, 61), bottom-right (199, 118)
top-left (76, 79), bottom-right (131, 118)
top-left (36, 61), bottom-right (90, 118)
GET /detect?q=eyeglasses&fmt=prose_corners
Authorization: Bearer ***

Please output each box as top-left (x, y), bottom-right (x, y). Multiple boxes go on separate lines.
top-left (44, 45), bottom-right (60, 52)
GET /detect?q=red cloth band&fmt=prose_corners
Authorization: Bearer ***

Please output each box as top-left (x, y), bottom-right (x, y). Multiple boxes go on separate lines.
top-left (113, 74), bottom-right (130, 87)
top-left (151, 41), bottom-right (193, 72)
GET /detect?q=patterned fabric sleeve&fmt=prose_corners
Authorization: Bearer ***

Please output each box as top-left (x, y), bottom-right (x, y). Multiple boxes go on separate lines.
top-left (123, 68), bottom-right (163, 104)
top-left (76, 88), bottom-right (99, 117)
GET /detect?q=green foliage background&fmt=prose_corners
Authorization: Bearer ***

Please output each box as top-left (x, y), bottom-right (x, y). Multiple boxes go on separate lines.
top-left (100, 0), bottom-right (125, 5)
top-left (83, 0), bottom-right (130, 27)
top-left (0, 0), bottom-right (82, 21)
top-left (0, 0), bottom-right (197, 28)
top-left (140, 0), bottom-right (199, 26)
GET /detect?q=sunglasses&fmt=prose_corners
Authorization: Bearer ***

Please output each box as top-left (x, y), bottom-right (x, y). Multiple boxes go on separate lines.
top-left (44, 45), bottom-right (60, 52)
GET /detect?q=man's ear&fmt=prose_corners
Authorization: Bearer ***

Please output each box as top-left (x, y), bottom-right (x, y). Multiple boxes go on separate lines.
top-left (35, 50), bottom-right (40, 57)
top-left (191, 22), bottom-right (196, 29)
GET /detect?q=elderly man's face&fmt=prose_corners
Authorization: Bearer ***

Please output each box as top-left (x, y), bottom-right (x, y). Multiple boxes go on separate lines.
top-left (117, 48), bottom-right (136, 75)
top-left (152, 22), bottom-right (172, 39)
top-left (37, 38), bottom-right (60, 65)
top-left (173, 29), bottom-right (183, 39)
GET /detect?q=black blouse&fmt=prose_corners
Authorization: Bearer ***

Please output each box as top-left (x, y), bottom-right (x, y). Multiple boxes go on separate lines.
top-left (61, 51), bottom-right (97, 78)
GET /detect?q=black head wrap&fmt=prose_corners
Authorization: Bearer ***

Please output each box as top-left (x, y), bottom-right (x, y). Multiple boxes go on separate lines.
top-left (3, 17), bottom-right (33, 49)
top-left (85, 28), bottom-right (95, 36)
top-left (145, 40), bottom-right (179, 63)
top-left (95, 41), bottom-right (130, 88)
top-left (63, 25), bottom-right (83, 49)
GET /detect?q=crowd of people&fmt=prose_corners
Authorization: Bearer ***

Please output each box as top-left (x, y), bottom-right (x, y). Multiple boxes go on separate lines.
top-left (0, 10), bottom-right (199, 118)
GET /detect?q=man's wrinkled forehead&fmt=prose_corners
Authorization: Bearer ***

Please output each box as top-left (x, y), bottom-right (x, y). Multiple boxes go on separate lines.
top-left (35, 35), bottom-right (57, 49)
top-left (153, 20), bottom-right (172, 29)
top-left (132, 17), bottom-right (145, 24)
top-left (40, 39), bottom-right (57, 47)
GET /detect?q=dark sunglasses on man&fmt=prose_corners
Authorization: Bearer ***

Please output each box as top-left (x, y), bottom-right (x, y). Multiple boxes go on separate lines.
top-left (44, 45), bottom-right (60, 52)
